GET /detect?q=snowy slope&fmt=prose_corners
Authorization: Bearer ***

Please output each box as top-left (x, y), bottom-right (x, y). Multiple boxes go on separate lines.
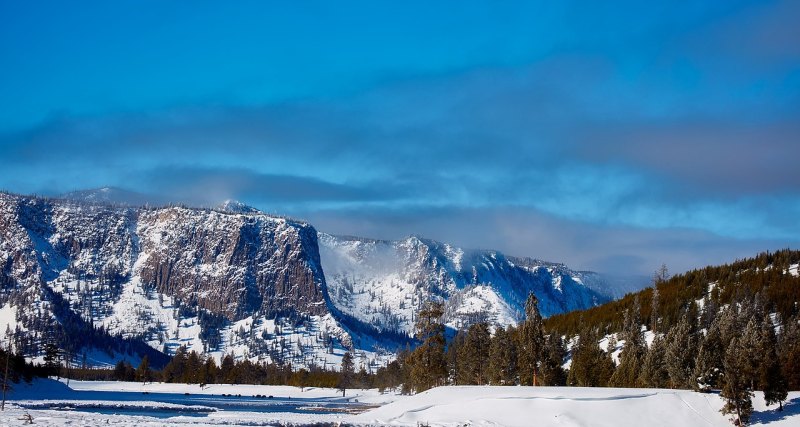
top-left (319, 234), bottom-right (608, 336)
top-left (354, 386), bottom-right (800, 427)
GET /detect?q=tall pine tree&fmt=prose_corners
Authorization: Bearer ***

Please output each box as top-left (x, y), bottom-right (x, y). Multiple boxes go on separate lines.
top-left (759, 315), bottom-right (787, 411)
top-left (487, 326), bottom-right (517, 385)
top-left (518, 293), bottom-right (545, 386)
top-left (408, 301), bottom-right (447, 392)
top-left (665, 310), bottom-right (698, 389)
top-left (720, 336), bottom-right (753, 426)
top-left (610, 299), bottom-right (646, 387)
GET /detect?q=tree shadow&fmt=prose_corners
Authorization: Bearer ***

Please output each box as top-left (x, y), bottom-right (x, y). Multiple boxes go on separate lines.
top-left (750, 396), bottom-right (800, 424)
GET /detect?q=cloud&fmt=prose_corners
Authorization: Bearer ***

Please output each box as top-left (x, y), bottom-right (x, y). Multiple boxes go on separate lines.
top-left (137, 166), bottom-right (409, 207)
top-left (1, 1), bottom-right (798, 275)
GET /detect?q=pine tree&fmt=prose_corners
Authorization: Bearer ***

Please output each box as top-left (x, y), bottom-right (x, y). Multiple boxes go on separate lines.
top-left (447, 330), bottom-right (466, 384)
top-left (740, 318), bottom-right (763, 391)
top-left (720, 336), bottom-right (753, 426)
top-left (518, 293), bottom-right (545, 386)
top-left (488, 326), bottom-right (517, 385)
top-left (650, 286), bottom-right (660, 333)
top-left (409, 301), bottom-right (447, 392)
top-left (639, 334), bottom-right (669, 388)
top-left (694, 320), bottom-right (725, 391)
top-left (779, 316), bottom-right (800, 390)
top-left (136, 355), bottom-right (152, 383)
top-left (338, 351), bottom-right (354, 396)
top-left (610, 299), bottom-right (646, 387)
top-left (540, 333), bottom-right (567, 386)
top-left (567, 328), bottom-right (614, 387)
top-left (458, 322), bottom-right (490, 385)
top-left (759, 315), bottom-right (787, 411)
top-left (665, 311), bottom-right (697, 389)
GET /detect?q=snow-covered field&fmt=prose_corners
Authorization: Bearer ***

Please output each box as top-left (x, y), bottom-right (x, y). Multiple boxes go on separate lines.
top-left (1, 380), bottom-right (798, 426)
top-left (355, 386), bottom-right (800, 427)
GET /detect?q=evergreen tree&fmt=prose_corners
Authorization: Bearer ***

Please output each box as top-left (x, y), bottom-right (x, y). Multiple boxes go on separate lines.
top-left (720, 336), bottom-right (753, 426)
top-left (488, 326), bottom-right (517, 385)
top-left (447, 330), bottom-right (466, 384)
top-left (518, 293), bottom-right (545, 386)
top-left (779, 316), bottom-right (800, 390)
top-left (694, 320), bottom-right (725, 391)
top-left (540, 333), bottom-right (567, 386)
top-left (567, 328), bottom-right (614, 387)
top-left (338, 351), bottom-right (354, 396)
top-left (162, 346), bottom-right (188, 383)
top-left (219, 353), bottom-right (235, 383)
top-left (639, 334), bottom-right (669, 388)
top-left (740, 318), bottom-right (763, 391)
top-left (458, 322), bottom-right (490, 384)
top-left (113, 360), bottom-right (128, 381)
top-left (184, 350), bottom-right (203, 383)
top-left (202, 357), bottom-right (218, 386)
top-left (610, 300), bottom-right (646, 387)
top-left (136, 355), bottom-right (152, 383)
top-left (665, 311), bottom-right (697, 389)
top-left (650, 286), bottom-right (660, 333)
top-left (759, 315), bottom-right (787, 411)
top-left (408, 301), bottom-right (447, 392)
top-left (43, 343), bottom-right (60, 377)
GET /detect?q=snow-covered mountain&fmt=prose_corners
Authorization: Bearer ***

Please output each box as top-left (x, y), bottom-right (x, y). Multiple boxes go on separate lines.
top-left (0, 191), bottom-right (609, 370)
top-left (319, 234), bottom-right (608, 338)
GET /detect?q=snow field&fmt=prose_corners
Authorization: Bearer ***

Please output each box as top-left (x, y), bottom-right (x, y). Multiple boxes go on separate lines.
top-left (353, 386), bottom-right (800, 427)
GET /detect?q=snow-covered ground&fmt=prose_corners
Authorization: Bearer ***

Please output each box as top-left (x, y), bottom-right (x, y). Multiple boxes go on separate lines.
top-left (1, 379), bottom-right (797, 426)
top-left (354, 386), bottom-right (800, 427)
top-left (1, 379), bottom-right (401, 426)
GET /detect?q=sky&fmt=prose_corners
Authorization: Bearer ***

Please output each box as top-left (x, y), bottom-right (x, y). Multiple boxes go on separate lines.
top-left (1, 0), bottom-right (798, 276)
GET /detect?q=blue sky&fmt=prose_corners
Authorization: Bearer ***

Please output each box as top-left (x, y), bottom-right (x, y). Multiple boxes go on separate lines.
top-left (1, 0), bottom-right (798, 275)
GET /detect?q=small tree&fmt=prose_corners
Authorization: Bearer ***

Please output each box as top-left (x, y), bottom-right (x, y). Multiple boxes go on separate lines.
top-left (136, 355), bottom-right (152, 384)
top-left (339, 351), bottom-right (354, 397)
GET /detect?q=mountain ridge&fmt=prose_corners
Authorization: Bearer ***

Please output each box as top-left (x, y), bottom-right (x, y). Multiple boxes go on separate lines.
top-left (0, 190), bottom-right (613, 370)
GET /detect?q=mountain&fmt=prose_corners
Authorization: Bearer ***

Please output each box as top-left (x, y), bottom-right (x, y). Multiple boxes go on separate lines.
top-left (319, 234), bottom-right (608, 338)
top-left (0, 191), bottom-right (607, 370)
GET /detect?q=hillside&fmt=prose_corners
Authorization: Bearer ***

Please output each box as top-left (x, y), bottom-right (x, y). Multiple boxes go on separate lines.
top-left (545, 249), bottom-right (800, 337)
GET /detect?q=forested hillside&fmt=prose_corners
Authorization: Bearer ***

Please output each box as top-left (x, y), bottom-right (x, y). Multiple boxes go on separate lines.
top-left (545, 249), bottom-right (800, 336)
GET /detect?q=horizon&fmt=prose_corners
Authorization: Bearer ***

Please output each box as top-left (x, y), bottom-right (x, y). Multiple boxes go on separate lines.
top-left (2, 1), bottom-right (798, 276)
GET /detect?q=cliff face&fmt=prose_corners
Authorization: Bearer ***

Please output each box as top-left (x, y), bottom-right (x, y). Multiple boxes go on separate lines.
top-left (134, 207), bottom-right (326, 320)
top-left (0, 193), bottom-right (332, 367)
